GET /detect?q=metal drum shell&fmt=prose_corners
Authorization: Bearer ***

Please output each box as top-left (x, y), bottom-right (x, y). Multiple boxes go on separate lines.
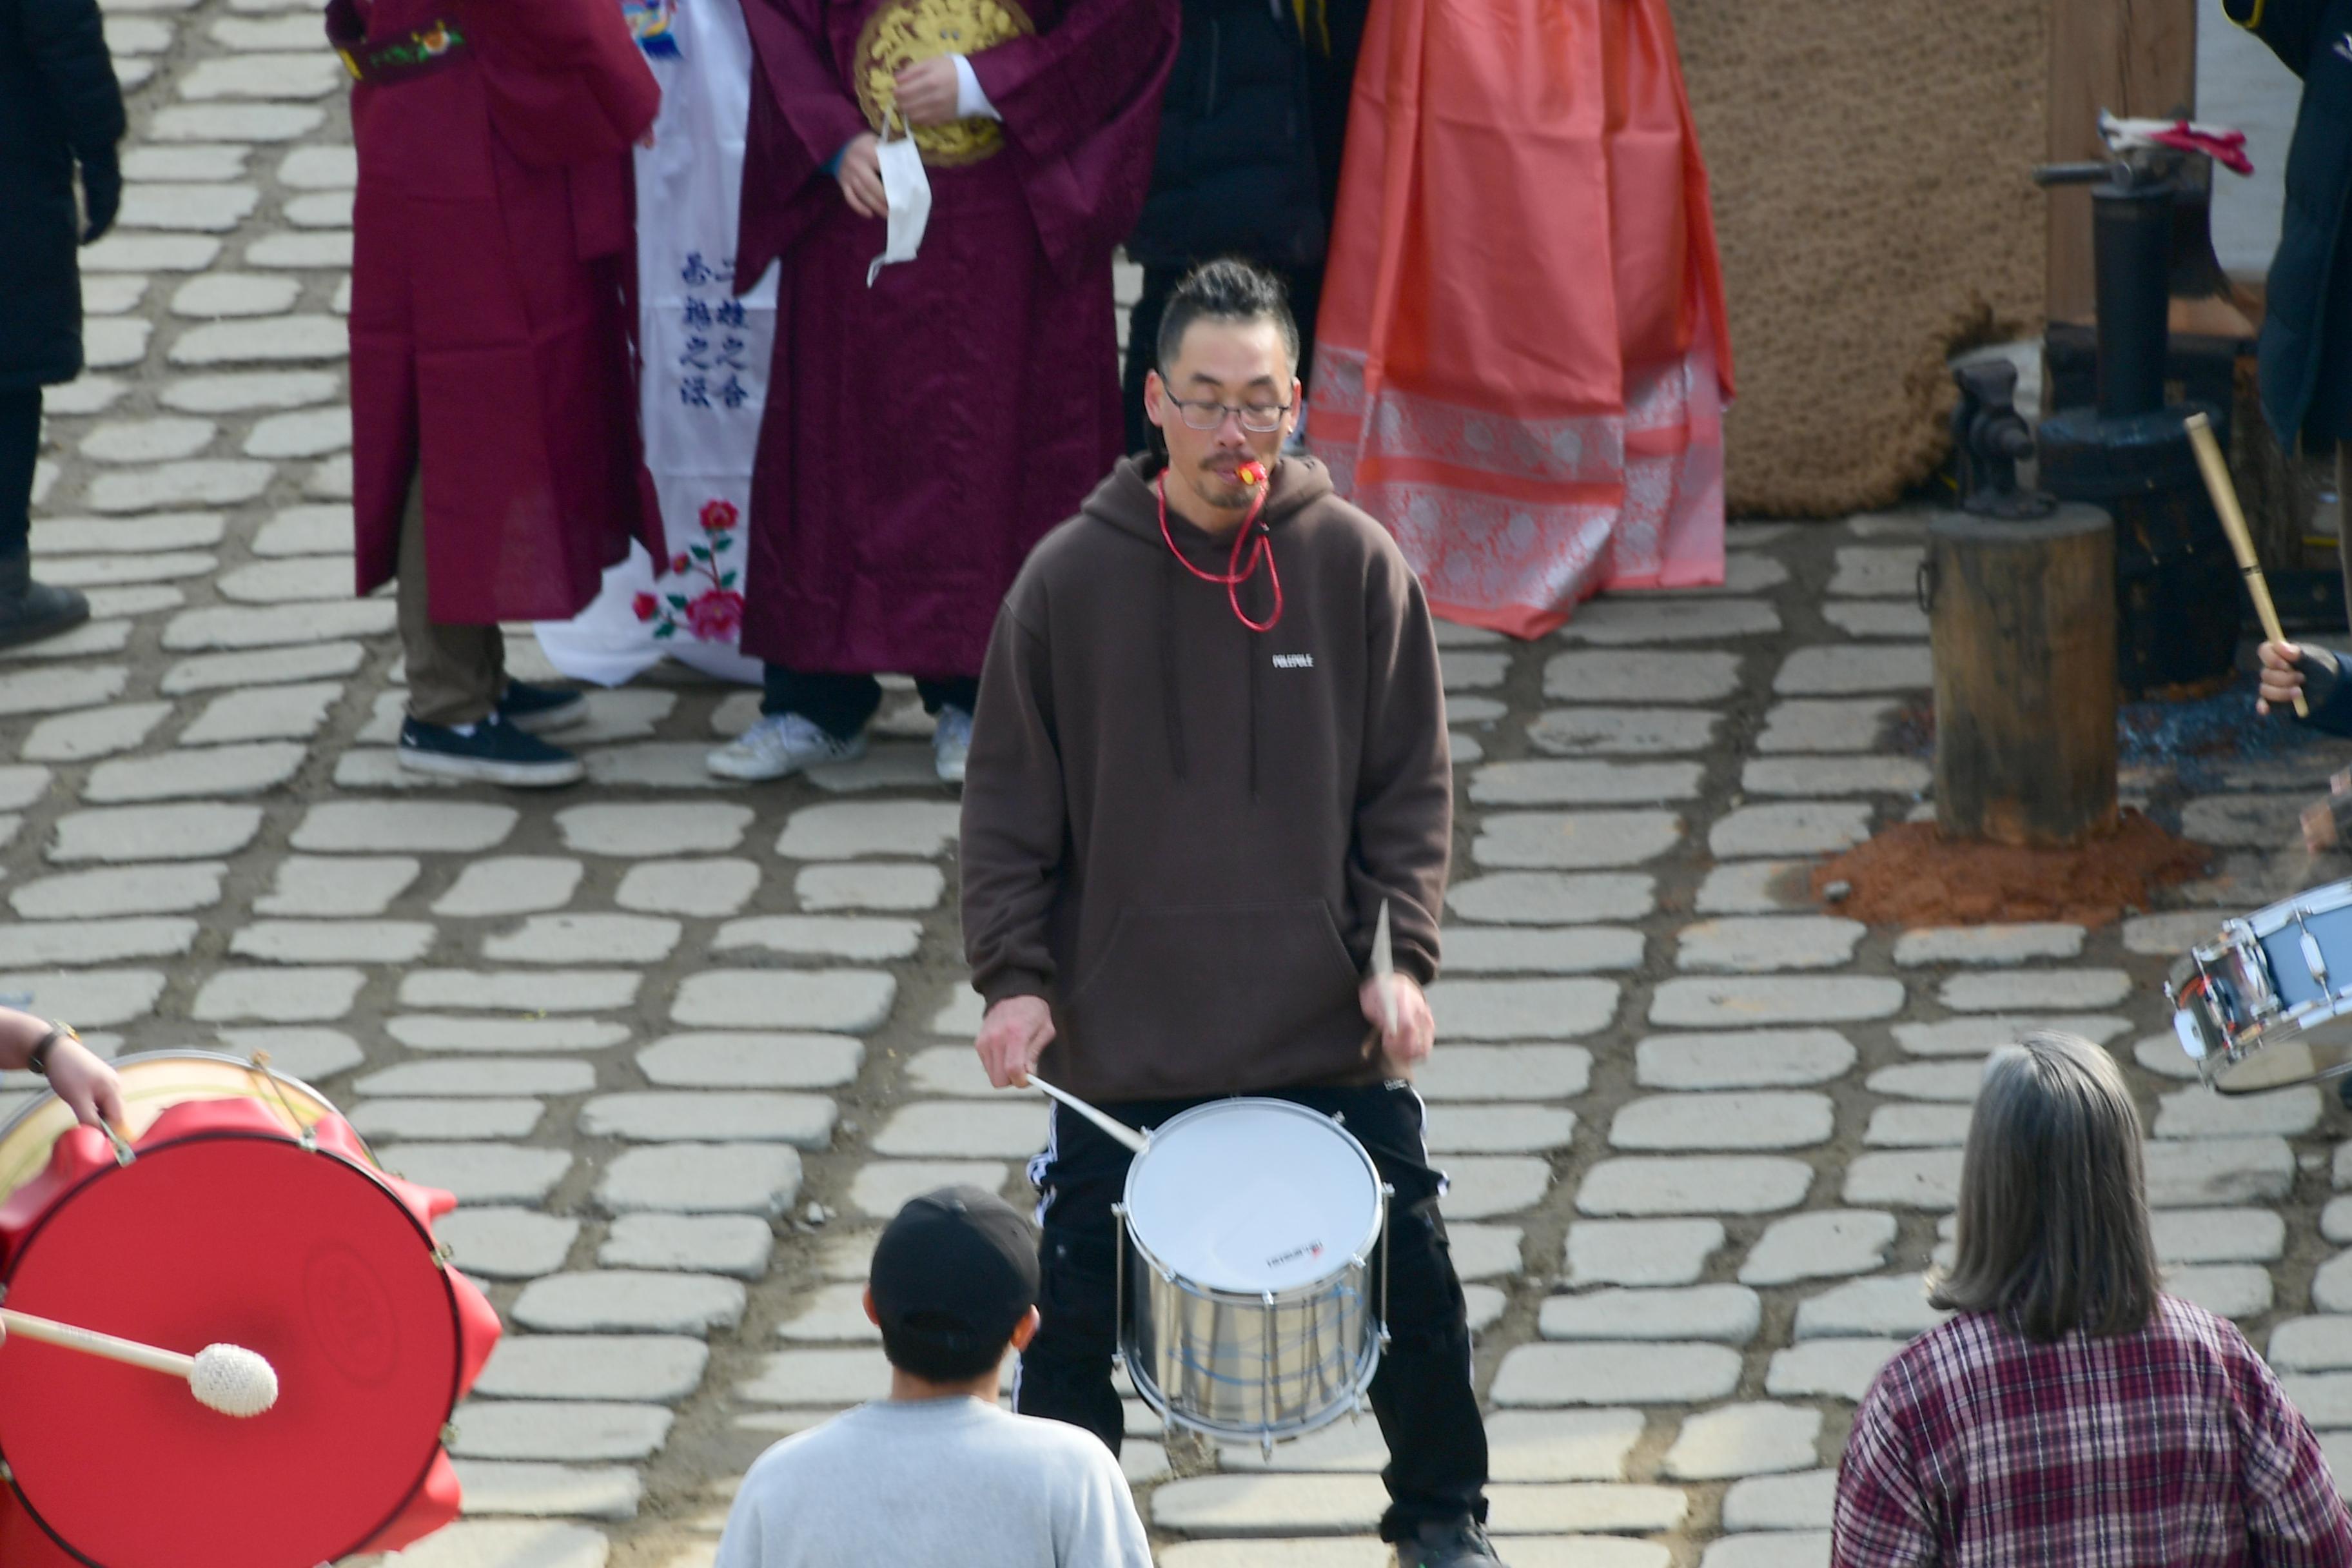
top-left (2170, 887), bottom-right (2352, 1093)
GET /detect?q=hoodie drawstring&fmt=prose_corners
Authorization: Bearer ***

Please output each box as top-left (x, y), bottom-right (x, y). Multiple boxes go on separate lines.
top-left (1156, 472), bottom-right (1282, 632)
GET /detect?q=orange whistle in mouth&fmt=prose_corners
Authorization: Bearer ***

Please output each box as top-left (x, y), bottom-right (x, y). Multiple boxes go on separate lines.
top-left (1238, 462), bottom-right (1267, 487)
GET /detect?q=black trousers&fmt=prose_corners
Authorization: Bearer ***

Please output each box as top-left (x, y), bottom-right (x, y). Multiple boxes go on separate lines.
top-left (1122, 262), bottom-right (1326, 456)
top-left (0, 387), bottom-right (40, 561)
top-left (758, 665), bottom-right (979, 742)
top-left (1015, 1082), bottom-right (1489, 1541)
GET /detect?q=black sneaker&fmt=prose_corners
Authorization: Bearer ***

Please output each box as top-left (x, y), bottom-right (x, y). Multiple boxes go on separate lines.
top-left (397, 714), bottom-right (585, 787)
top-left (497, 680), bottom-right (588, 733)
top-left (1398, 1518), bottom-right (1506, 1568)
top-left (0, 553), bottom-right (90, 652)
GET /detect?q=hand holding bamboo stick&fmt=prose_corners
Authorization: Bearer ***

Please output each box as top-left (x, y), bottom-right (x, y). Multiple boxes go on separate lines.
top-left (2186, 411), bottom-right (2307, 718)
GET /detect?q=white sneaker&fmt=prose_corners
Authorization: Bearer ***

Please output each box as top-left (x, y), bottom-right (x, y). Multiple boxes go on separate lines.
top-left (933, 705), bottom-right (974, 785)
top-left (706, 711), bottom-right (868, 781)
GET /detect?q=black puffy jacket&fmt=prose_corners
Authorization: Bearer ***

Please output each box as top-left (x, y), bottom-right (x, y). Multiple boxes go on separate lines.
top-left (0, 0), bottom-right (123, 391)
top-left (2228, 0), bottom-right (2352, 446)
top-left (1125, 0), bottom-right (1324, 271)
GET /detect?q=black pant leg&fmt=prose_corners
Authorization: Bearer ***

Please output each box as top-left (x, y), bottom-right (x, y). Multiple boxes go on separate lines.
top-left (1014, 1102), bottom-right (1150, 1455)
top-left (758, 664), bottom-right (884, 740)
top-left (1122, 265), bottom-right (1186, 456)
top-left (914, 676), bottom-right (979, 716)
top-left (0, 387), bottom-right (41, 560)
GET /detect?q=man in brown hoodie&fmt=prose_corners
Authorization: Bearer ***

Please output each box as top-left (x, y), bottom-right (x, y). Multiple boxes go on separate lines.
top-left (960, 260), bottom-right (1500, 1568)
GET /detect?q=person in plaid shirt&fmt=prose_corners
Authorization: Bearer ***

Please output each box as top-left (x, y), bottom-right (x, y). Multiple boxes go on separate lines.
top-left (1833, 1030), bottom-right (2352, 1567)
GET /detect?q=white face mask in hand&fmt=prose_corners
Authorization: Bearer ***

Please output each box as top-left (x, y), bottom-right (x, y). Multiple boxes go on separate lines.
top-left (867, 114), bottom-right (931, 286)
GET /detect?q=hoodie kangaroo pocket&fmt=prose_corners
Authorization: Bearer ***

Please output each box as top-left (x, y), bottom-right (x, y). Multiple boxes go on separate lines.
top-left (1062, 899), bottom-right (1362, 1071)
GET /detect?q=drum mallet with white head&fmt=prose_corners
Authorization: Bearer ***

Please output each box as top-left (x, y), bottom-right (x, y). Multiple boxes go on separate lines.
top-left (2, 1309), bottom-right (279, 1417)
top-left (2185, 411), bottom-right (2306, 718)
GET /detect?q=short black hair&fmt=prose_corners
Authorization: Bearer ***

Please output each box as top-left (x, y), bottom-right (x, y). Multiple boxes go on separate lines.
top-left (879, 1311), bottom-right (1014, 1383)
top-left (1155, 258), bottom-right (1300, 382)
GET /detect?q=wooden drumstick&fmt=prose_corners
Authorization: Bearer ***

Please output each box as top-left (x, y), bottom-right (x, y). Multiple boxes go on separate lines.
top-left (1027, 1075), bottom-right (1150, 1155)
top-left (2186, 411), bottom-right (2307, 717)
top-left (1, 1309), bottom-right (279, 1417)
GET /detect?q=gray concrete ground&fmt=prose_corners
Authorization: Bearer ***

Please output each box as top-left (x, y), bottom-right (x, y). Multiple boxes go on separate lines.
top-left (15, 3), bottom-right (2352, 1566)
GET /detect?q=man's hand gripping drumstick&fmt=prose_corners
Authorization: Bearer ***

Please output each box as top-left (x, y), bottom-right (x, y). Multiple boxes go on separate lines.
top-left (1362, 899), bottom-right (1435, 1077)
top-left (976, 994), bottom-right (1055, 1089)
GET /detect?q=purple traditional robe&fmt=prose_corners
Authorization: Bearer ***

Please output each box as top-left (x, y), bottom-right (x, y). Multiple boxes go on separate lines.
top-left (344, 0), bottom-right (663, 622)
top-left (731, 0), bottom-right (1177, 678)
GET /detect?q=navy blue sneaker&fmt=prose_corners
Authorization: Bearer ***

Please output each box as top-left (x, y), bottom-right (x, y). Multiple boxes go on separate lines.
top-left (397, 713), bottom-right (584, 787)
top-left (497, 680), bottom-right (588, 733)
top-left (1398, 1518), bottom-right (1505, 1568)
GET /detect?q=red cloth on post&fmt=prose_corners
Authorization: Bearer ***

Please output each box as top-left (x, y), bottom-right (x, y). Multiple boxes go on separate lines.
top-left (345, 0), bottom-right (663, 623)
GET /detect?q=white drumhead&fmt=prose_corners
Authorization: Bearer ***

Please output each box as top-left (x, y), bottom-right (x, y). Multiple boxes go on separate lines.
top-left (1123, 1099), bottom-right (1382, 1295)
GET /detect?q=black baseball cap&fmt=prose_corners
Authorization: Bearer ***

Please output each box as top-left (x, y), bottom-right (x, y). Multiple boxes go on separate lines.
top-left (869, 1186), bottom-right (1041, 1354)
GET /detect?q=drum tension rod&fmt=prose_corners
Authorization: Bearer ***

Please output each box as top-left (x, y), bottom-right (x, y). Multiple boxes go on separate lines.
top-left (2296, 908), bottom-right (2331, 992)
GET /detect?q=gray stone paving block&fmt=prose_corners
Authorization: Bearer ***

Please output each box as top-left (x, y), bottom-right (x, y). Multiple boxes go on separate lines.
top-left (794, 861), bottom-right (945, 912)
top-left (23, 701), bottom-right (172, 761)
top-left (0, 969), bottom-right (164, 1028)
top-left (2170, 1264), bottom-right (2273, 1320)
top-left (170, 378), bottom-right (340, 419)
top-left (1609, 1092), bottom-right (1834, 1152)
top-left (595, 1144), bottom-right (803, 1215)
top-left (847, 1161), bottom-right (1010, 1219)
top-left (482, 914), bottom-right (681, 966)
top-left (2122, 910), bottom-right (2221, 956)
top-left (1426, 1106), bottom-right (1578, 1153)
top-left (1843, 1150), bottom-right (1962, 1210)
top-left (1441, 649), bottom-right (1509, 691)
top-left (1544, 650), bottom-right (1741, 703)
top-left (2328, 1198), bottom-right (2352, 1244)
top-left (1416, 1044), bottom-right (1592, 1101)
top-left (82, 232), bottom-right (220, 271)
top-left (2314, 1253), bottom-right (2352, 1314)
top-left (1663, 1402), bottom-right (1822, 1480)
top-left (1485, 1410), bottom-right (1647, 1482)
top-left (161, 601), bottom-right (393, 651)
top-left (1708, 802), bottom-right (1873, 858)
top-left (1487, 1487), bottom-right (1690, 1536)
top-left (436, 1208), bottom-right (580, 1280)
top-left (553, 802), bottom-right (752, 858)
top-left (636, 1032), bottom-right (863, 1090)
top-left (1438, 926), bottom-right (1643, 973)
top-left (2155, 1085), bottom-right (2322, 1139)
top-left (1472, 811), bottom-right (1684, 870)
top-left (1468, 760), bottom-right (1703, 805)
top-left (1578, 1157), bottom-right (1812, 1216)
top-left (775, 800), bottom-right (962, 860)
top-left (1701, 1533), bottom-right (1832, 1568)
top-left (1892, 923), bottom-right (2086, 967)
top-left (737, 1347), bottom-right (890, 1406)
top-left (672, 969), bottom-right (896, 1033)
top-left (371, 1520), bottom-right (610, 1568)
top-left (581, 1093), bottom-right (836, 1148)
top-left (248, 232), bottom-right (353, 269)
top-left (776, 1280), bottom-right (881, 1342)
top-left (1741, 756), bottom-right (1931, 798)
top-left (181, 681), bottom-right (342, 744)
top-left (1426, 978), bottom-right (1618, 1039)
top-left (1563, 1219), bottom-right (1724, 1286)
top-left (10, 863), bottom-right (226, 919)
top-left (1755, 700), bottom-right (1901, 756)
top-left (1156, 1540), bottom-right (1391, 1567)
top-left (83, 741), bottom-right (306, 802)
top-left (1636, 1030), bottom-right (1855, 1089)
top-left (902, 1044), bottom-right (995, 1095)
top-left (2146, 1137), bottom-right (2294, 1206)
top-left (277, 144), bottom-right (358, 186)
top-left (1525, 708), bottom-right (1719, 756)
top-left (511, 1271), bottom-right (747, 1334)
top-left (213, 1026), bottom-right (363, 1081)
top-left (1446, 872), bottom-right (1656, 925)
top-left (166, 312), bottom-right (347, 367)
top-left (2282, 1373), bottom-right (2352, 1429)
top-left (1492, 1342), bottom-right (1742, 1406)
top-left (391, 1017), bottom-right (633, 1054)
top-left (1694, 860), bottom-right (1812, 915)
top-left (400, 970), bottom-right (640, 1014)
top-left (449, 1400), bottom-right (671, 1462)
top-left (2269, 1317), bottom-right (2352, 1371)
top-left (600, 1214), bottom-right (774, 1279)
top-left (929, 988), bottom-right (986, 1037)
top-left (1863, 1104), bottom-right (1972, 1146)
top-left (1794, 1275), bottom-right (1948, 1340)
top-left (2150, 1208), bottom-right (2286, 1264)
top-left (615, 859), bottom-right (761, 917)
top-left (1893, 1014), bottom-right (2130, 1054)
top-left (39, 552), bottom-right (211, 587)
top-left (434, 858), bottom-right (586, 917)
top-left (351, 1099), bottom-right (544, 1141)
top-left (476, 1335), bottom-right (709, 1402)
top-left (1825, 602), bottom-right (1930, 638)
top-left (871, 1100), bottom-right (1047, 1159)
top-left (1723, 1469), bottom-right (1836, 1533)
top-left (1539, 1284), bottom-right (1759, 1343)
top-left (50, 801), bottom-right (264, 865)
top-left (1650, 976), bottom-right (1905, 1027)
top-left (159, 641), bottom-right (365, 692)
top-left (356, 1059), bottom-right (598, 1097)
top-left (1774, 645), bottom-right (1931, 694)
top-left (1765, 1337), bottom-right (1904, 1402)
top-left (1740, 1210), bottom-right (1897, 1286)
top-left (1436, 1156), bottom-right (1553, 1218)
top-left (231, 919), bottom-right (438, 964)
top-left (384, 1143), bottom-right (573, 1204)
top-left (1675, 917), bottom-right (1864, 973)
top-left (1828, 545), bottom-right (1923, 596)
top-left (191, 965), bottom-right (363, 1021)
top-left (449, 1460), bottom-right (640, 1522)
top-left (294, 799), bottom-right (517, 853)
top-left (1939, 968), bottom-right (2131, 1012)
top-left (1553, 596), bottom-right (1781, 643)
top-left (119, 180), bottom-right (259, 231)
top-left (714, 916), bottom-right (923, 963)
top-left (2182, 794), bottom-right (2309, 848)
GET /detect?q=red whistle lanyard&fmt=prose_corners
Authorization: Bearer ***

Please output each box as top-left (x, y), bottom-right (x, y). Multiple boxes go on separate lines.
top-left (1156, 471), bottom-right (1283, 633)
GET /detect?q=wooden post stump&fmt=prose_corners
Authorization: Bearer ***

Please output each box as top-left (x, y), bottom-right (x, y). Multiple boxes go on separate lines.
top-left (1926, 505), bottom-right (2119, 846)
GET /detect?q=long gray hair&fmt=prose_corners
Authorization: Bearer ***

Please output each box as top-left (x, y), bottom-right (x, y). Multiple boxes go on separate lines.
top-left (1928, 1030), bottom-right (2161, 1340)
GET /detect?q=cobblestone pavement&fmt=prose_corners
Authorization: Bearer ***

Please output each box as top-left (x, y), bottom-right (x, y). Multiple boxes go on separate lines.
top-left (21, 4), bottom-right (2352, 1566)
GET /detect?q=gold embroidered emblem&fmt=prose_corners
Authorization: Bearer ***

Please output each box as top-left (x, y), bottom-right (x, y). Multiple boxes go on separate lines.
top-left (852, 0), bottom-right (1035, 166)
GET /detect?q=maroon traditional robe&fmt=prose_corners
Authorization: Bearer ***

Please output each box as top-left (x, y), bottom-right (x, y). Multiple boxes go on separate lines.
top-left (344, 0), bottom-right (663, 622)
top-left (732, 0), bottom-right (1177, 678)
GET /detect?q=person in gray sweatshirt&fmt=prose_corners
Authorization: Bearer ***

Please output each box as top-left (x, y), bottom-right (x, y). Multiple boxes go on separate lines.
top-left (712, 1186), bottom-right (1152, 1568)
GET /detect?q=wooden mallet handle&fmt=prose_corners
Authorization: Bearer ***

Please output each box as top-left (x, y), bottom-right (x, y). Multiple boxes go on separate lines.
top-left (2186, 411), bottom-right (2307, 717)
top-left (2, 1308), bottom-right (193, 1377)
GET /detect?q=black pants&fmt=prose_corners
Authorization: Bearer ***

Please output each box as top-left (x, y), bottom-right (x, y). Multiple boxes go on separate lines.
top-left (1122, 262), bottom-right (1326, 456)
top-left (758, 665), bottom-right (979, 743)
top-left (1015, 1082), bottom-right (1489, 1541)
top-left (0, 387), bottom-right (40, 561)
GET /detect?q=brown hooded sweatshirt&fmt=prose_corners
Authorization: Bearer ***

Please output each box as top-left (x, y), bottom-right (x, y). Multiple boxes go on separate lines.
top-left (959, 453), bottom-right (1451, 1105)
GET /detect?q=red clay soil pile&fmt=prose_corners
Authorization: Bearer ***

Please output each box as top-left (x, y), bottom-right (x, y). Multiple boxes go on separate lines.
top-left (1810, 810), bottom-right (2214, 928)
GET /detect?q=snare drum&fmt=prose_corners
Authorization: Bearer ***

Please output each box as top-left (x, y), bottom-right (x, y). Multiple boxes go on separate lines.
top-left (2168, 881), bottom-right (2352, 1093)
top-left (1114, 1099), bottom-right (1389, 1447)
top-left (0, 1052), bottom-right (500, 1568)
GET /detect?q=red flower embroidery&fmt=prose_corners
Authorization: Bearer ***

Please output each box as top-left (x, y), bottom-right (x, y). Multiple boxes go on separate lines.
top-left (700, 498), bottom-right (739, 534)
top-left (671, 553), bottom-right (692, 574)
top-left (685, 589), bottom-right (745, 640)
top-left (631, 592), bottom-right (659, 622)
top-left (640, 496), bottom-right (747, 643)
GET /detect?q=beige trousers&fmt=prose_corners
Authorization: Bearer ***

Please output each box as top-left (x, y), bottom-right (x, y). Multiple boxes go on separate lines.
top-left (395, 474), bottom-right (505, 727)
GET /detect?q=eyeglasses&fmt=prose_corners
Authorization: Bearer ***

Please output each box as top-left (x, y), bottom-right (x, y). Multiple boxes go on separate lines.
top-left (1163, 395), bottom-right (1294, 434)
